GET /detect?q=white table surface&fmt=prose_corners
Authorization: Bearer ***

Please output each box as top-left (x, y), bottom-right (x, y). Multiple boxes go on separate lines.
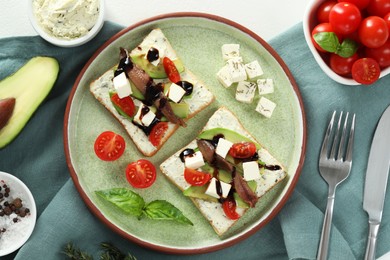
top-left (1, 1), bottom-right (389, 259)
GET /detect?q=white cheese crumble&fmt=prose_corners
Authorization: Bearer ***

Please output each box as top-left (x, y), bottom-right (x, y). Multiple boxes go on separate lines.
top-left (257, 79), bottom-right (274, 95)
top-left (184, 151), bottom-right (205, 169)
top-left (205, 178), bottom-right (231, 199)
top-left (221, 44), bottom-right (240, 61)
top-left (235, 81), bottom-right (257, 103)
top-left (243, 161), bottom-right (261, 181)
top-left (133, 104), bottom-right (156, 127)
top-left (33, 0), bottom-right (100, 40)
top-left (113, 72), bottom-right (132, 98)
top-left (215, 138), bottom-right (233, 158)
top-left (245, 60), bottom-right (263, 79)
top-left (216, 65), bottom-right (234, 88)
top-left (167, 83), bottom-right (186, 103)
top-left (256, 97), bottom-right (276, 118)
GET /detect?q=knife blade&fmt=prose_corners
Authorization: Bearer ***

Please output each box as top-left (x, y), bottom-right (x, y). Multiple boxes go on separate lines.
top-left (363, 104), bottom-right (390, 260)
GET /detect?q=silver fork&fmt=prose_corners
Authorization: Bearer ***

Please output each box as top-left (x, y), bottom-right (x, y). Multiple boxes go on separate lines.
top-left (316, 111), bottom-right (356, 260)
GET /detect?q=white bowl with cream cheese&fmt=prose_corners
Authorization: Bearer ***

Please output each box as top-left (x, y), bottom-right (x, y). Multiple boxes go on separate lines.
top-left (28, 0), bottom-right (105, 47)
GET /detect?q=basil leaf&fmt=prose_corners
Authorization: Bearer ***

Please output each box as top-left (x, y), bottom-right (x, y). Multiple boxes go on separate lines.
top-left (96, 188), bottom-right (145, 217)
top-left (313, 32), bottom-right (340, 52)
top-left (336, 38), bottom-right (359, 58)
top-left (144, 200), bottom-right (193, 225)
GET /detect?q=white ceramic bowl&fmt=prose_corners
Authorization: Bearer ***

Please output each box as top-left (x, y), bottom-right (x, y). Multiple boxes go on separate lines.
top-left (28, 0), bottom-right (105, 47)
top-left (303, 0), bottom-right (390, 85)
top-left (0, 171), bottom-right (37, 256)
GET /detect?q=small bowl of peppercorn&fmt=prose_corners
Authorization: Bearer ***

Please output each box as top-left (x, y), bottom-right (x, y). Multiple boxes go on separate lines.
top-left (0, 171), bottom-right (36, 256)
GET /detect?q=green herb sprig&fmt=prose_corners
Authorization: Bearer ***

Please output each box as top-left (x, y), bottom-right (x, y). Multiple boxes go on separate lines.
top-left (95, 188), bottom-right (193, 225)
top-left (63, 242), bottom-right (137, 260)
top-left (313, 32), bottom-right (359, 58)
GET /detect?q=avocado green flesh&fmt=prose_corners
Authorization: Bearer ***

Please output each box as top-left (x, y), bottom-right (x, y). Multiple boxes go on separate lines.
top-left (0, 57), bottom-right (59, 148)
top-left (198, 128), bottom-right (261, 150)
top-left (183, 185), bottom-right (218, 203)
top-left (131, 54), bottom-right (184, 79)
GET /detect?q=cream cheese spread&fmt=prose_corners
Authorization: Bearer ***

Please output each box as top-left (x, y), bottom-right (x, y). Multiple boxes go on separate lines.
top-left (32, 0), bottom-right (100, 40)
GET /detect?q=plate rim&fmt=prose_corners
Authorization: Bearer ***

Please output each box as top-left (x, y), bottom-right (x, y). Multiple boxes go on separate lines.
top-left (63, 12), bottom-right (307, 254)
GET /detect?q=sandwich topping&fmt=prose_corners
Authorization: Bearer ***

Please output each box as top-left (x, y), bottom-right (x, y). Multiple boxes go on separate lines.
top-left (179, 128), bottom-right (282, 219)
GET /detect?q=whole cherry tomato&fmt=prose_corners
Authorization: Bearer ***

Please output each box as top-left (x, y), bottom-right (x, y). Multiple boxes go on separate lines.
top-left (367, 0), bottom-right (390, 17)
top-left (330, 53), bottom-right (359, 75)
top-left (317, 0), bottom-right (338, 23)
top-left (358, 16), bottom-right (389, 48)
top-left (365, 40), bottom-right (390, 68)
top-left (338, 0), bottom-right (370, 10)
top-left (329, 2), bottom-right (362, 35)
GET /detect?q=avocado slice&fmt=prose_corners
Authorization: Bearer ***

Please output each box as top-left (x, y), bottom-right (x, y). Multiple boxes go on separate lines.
top-left (0, 57), bottom-right (59, 148)
top-left (131, 54), bottom-right (184, 79)
top-left (197, 127), bottom-right (261, 150)
top-left (183, 185), bottom-right (218, 203)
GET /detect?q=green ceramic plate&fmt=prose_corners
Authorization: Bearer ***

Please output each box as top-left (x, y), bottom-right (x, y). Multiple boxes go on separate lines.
top-left (64, 13), bottom-right (306, 254)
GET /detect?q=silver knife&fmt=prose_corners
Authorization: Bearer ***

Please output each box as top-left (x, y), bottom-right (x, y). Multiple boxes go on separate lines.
top-left (363, 104), bottom-right (390, 260)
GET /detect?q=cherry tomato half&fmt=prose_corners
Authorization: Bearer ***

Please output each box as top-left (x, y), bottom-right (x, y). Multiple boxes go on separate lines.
top-left (222, 197), bottom-right (240, 220)
top-left (163, 57), bottom-right (180, 83)
top-left (367, 0), bottom-right (390, 17)
top-left (330, 53), bottom-right (359, 75)
top-left (149, 122), bottom-right (169, 147)
top-left (329, 2), bottom-right (362, 35)
top-left (184, 168), bottom-right (212, 186)
top-left (365, 40), bottom-right (390, 68)
top-left (358, 16), bottom-right (389, 49)
top-left (94, 131), bottom-right (126, 161)
top-left (228, 142), bottom-right (257, 159)
top-left (126, 159), bottom-right (157, 188)
top-left (110, 93), bottom-right (136, 118)
top-left (352, 58), bottom-right (381, 84)
top-left (317, 0), bottom-right (337, 23)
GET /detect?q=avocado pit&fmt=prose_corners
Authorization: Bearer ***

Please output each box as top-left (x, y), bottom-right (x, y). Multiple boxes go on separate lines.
top-left (0, 98), bottom-right (16, 131)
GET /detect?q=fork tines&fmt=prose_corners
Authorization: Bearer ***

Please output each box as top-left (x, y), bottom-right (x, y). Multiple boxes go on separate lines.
top-left (320, 111), bottom-right (356, 162)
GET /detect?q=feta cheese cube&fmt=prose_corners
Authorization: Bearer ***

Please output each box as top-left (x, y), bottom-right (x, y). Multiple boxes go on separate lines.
top-left (216, 65), bottom-right (234, 88)
top-left (245, 60), bottom-right (263, 79)
top-left (227, 58), bottom-right (247, 83)
top-left (243, 161), bottom-right (261, 181)
top-left (134, 104), bottom-right (156, 127)
top-left (205, 178), bottom-right (232, 199)
top-left (184, 151), bottom-right (205, 169)
top-left (255, 97), bottom-right (276, 118)
top-left (167, 83), bottom-right (186, 103)
top-left (257, 79), bottom-right (274, 95)
top-left (235, 81), bottom-right (257, 103)
top-left (215, 138), bottom-right (233, 158)
top-left (221, 44), bottom-right (240, 61)
top-left (113, 72), bottom-right (132, 98)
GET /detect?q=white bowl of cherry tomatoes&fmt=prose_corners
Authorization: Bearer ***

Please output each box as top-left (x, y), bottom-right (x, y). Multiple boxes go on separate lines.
top-left (303, 0), bottom-right (390, 85)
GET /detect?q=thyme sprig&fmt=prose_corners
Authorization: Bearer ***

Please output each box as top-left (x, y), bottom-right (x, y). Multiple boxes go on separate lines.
top-left (62, 242), bottom-right (137, 260)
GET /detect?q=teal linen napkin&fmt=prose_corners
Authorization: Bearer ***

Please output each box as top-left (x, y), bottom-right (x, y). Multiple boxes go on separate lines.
top-left (0, 21), bottom-right (389, 259)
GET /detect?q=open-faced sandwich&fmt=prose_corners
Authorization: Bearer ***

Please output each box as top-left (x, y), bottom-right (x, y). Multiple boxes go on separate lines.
top-left (160, 107), bottom-right (287, 236)
top-left (90, 29), bottom-right (214, 156)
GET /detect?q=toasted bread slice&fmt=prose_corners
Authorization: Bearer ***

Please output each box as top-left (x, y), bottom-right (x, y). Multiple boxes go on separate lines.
top-left (160, 107), bottom-right (287, 236)
top-left (89, 29), bottom-right (214, 156)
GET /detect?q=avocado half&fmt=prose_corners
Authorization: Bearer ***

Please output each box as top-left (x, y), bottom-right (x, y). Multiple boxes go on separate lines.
top-left (0, 57), bottom-right (59, 148)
